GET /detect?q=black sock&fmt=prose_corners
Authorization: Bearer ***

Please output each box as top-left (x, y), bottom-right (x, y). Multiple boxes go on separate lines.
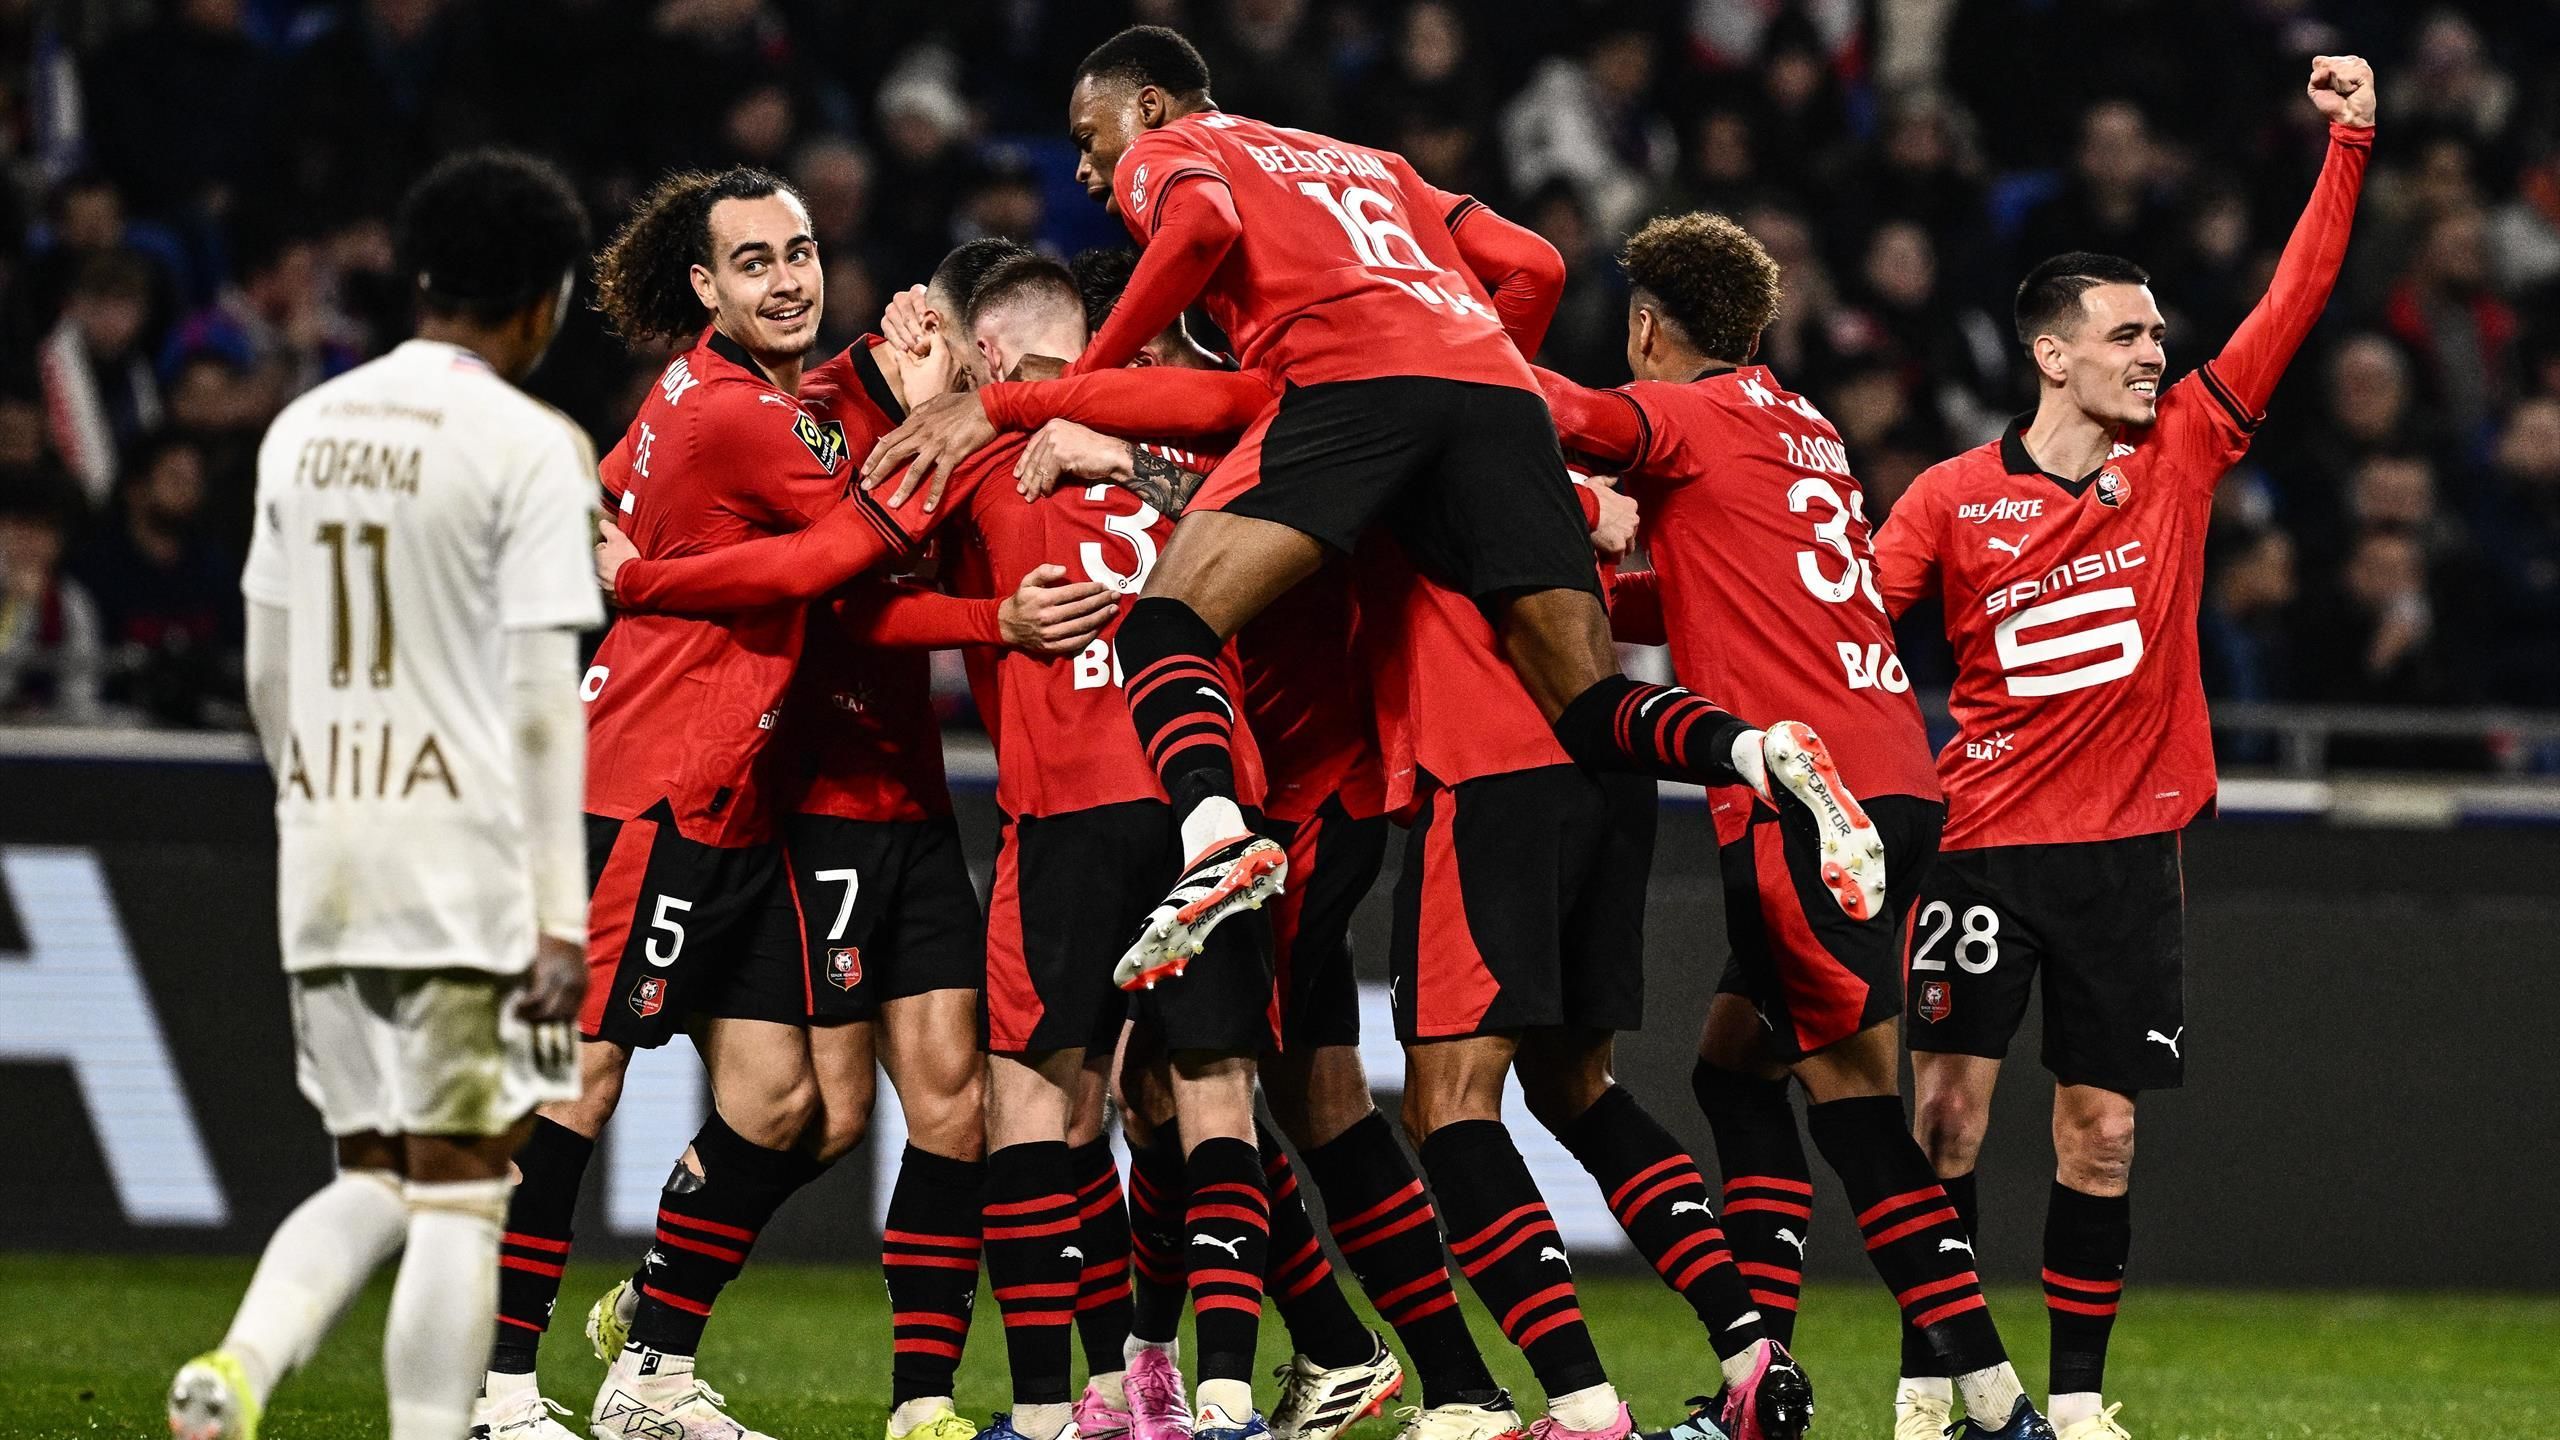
top-left (1552, 674), bottom-right (1751, 787)
top-left (985, 1140), bottom-right (1080, 1405)
top-left (1305, 1112), bottom-right (1498, 1406)
top-left (1900, 1170), bottom-right (1978, 1379)
top-left (2044, 1181), bottom-right (2130, 1395)
top-left (1422, 1119), bottom-right (1606, 1398)
top-left (1261, 1133), bottom-right (1374, 1369)
top-left (628, 1115), bottom-right (824, 1355)
top-left (1558, 1085), bottom-right (1765, 1360)
top-left (1693, 1060), bottom-right (1812, 1346)
top-left (1184, 1136), bottom-right (1271, 1385)
top-left (491, 1117), bottom-right (595, 1373)
top-left (1806, 1097), bottom-right (2004, 1377)
top-left (1119, 597), bottom-right (1239, 818)
top-left (1127, 1124), bottom-right (1189, 1345)
top-left (1071, 1139), bottom-right (1136, 1379)
top-left (883, 1144), bottom-right (984, 1405)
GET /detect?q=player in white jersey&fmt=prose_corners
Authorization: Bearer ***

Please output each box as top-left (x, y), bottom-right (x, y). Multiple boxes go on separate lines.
top-left (169, 151), bottom-right (600, 1440)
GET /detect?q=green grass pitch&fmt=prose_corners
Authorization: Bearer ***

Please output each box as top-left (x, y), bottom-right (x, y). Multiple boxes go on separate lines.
top-left (4, 1254), bottom-right (2555, 1438)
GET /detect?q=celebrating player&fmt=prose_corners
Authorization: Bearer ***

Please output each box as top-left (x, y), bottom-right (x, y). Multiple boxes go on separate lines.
top-left (1536, 214), bottom-right (2041, 1440)
top-left (1870, 56), bottom-right (2375, 1440)
top-left (170, 151), bottom-right (598, 1440)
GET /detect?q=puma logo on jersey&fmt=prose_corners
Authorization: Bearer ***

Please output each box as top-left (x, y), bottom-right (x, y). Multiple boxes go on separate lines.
top-left (1776, 1227), bottom-right (1807, 1259)
top-left (1671, 1200), bottom-right (1713, 1218)
top-left (1938, 1238), bottom-right (1974, 1257)
top-left (1192, 1234), bottom-right (1247, 1258)
top-left (1987, 533), bottom-right (2028, 557)
top-left (2147, 1026), bottom-right (2184, 1058)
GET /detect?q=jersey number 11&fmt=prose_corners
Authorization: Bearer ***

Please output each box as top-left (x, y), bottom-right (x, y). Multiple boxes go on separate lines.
top-left (315, 521), bottom-right (394, 689)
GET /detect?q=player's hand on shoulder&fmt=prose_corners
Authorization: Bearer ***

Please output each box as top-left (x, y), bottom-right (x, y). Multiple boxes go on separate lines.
top-left (1018, 419), bottom-right (1133, 499)
top-left (1585, 473), bottom-right (1641, 560)
top-left (594, 518), bottom-right (639, 604)
top-left (999, 562), bottom-right (1118, 657)
top-left (517, 933), bottom-right (588, 1024)
top-left (863, 390), bottom-right (996, 512)
top-left (881, 283), bottom-right (934, 357)
top-left (2308, 54), bottom-right (2376, 128)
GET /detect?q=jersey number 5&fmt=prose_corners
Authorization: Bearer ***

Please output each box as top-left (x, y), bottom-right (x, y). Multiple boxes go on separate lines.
top-left (1993, 589), bottom-right (2144, 697)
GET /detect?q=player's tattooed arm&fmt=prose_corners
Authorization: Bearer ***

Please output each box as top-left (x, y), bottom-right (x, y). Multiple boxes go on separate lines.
top-left (1125, 446), bottom-right (1208, 516)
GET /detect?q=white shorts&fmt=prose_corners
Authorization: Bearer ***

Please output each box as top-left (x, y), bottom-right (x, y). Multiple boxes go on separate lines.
top-left (289, 968), bottom-right (579, 1137)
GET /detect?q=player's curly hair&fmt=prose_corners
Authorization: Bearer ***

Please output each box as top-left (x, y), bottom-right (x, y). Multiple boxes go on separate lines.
top-left (594, 167), bottom-right (801, 346)
top-left (1620, 212), bottom-right (1781, 364)
top-left (1076, 25), bottom-right (1212, 97)
top-left (2014, 251), bottom-right (2151, 348)
top-left (394, 149), bottom-right (590, 324)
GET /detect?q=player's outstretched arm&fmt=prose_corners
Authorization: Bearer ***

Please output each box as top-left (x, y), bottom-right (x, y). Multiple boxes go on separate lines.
top-left (507, 625), bottom-right (589, 1023)
top-left (1074, 177), bottom-right (1242, 375)
top-left (1534, 366), bottom-right (1646, 469)
top-left (981, 366), bottom-right (1274, 442)
top-left (839, 566), bottom-right (1115, 658)
top-left (600, 493), bottom-right (913, 613)
top-left (2206, 56), bottom-right (2376, 418)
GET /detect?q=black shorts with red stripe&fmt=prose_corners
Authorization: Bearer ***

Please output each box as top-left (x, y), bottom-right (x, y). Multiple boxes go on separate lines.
top-left (1267, 791), bottom-right (1389, 1051)
top-left (1388, 766), bottom-right (1652, 1042)
top-left (983, 800), bottom-right (1276, 1057)
top-left (781, 812), bottom-right (985, 1024)
top-left (1715, 793), bottom-right (1944, 1061)
top-left (579, 800), bottom-right (809, 1047)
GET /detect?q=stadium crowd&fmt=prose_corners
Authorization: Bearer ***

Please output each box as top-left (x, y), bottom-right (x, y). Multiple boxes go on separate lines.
top-left (0, 0), bottom-right (2554, 758)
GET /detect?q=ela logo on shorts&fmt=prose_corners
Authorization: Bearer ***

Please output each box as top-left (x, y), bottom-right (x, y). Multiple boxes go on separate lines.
top-left (1919, 979), bottom-right (1952, 1024)
top-left (826, 946), bottom-right (863, 991)
top-left (629, 975), bottom-right (667, 1018)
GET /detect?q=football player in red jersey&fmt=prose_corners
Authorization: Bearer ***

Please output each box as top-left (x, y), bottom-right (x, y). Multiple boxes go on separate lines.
top-left (1537, 214), bottom-right (2044, 1440)
top-left (857, 25), bottom-right (1886, 991)
top-left (1871, 57), bottom-right (2375, 1440)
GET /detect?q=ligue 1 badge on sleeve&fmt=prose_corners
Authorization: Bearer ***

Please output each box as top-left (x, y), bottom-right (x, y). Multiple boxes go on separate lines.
top-left (629, 975), bottom-right (667, 1018)
top-left (826, 946), bottom-right (863, 991)
top-left (1919, 979), bottom-right (1952, 1025)
top-left (2095, 466), bottom-right (2130, 508)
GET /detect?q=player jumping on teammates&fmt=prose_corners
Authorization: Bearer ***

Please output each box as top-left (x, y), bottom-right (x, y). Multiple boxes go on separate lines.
top-left (1871, 56), bottom-right (2375, 1440)
top-left (170, 151), bottom-right (599, 1440)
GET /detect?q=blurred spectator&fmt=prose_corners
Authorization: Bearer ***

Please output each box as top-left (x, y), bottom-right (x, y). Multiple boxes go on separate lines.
top-left (1351, 2), bottom-right (1496, 196)
top-left (1198, 0), bottom-right (1338, 135)
top-left (0, 476), bottom-right (104, 724)
top-left (268, 0), bottom-right (506, 225)
top-left (1503, 29), bottom-right (1676, 238)
top-left (70, 437), bottom-right (241, 727)
top-left (164, 353), bottom-right (269, 551)
top-left (2015, 100), bottom-right (2176, 274)
top-left (14, 173), bottom-right (182, 346)
top-left (40, 253), bottom-right (163, 507)
top-left (1821, 90), bottom-right (1992, 288)
top-left (2200, 523), bottom-right (2299, 756)
top-left (163, 224), bottom-right (362, 409)
top-left (2301, 527), bottom-right (2486, 771)
top-left (871, 44), bottom-right (975, 287)
top-left (1522, 181), bottom-right (1623, 387)
top-left (2383, 204), bottom-right (2518, 444)
top-left (2401, 10), bottom-right (2520, 167)
top-left (1830, 219), bottom-right (2008, 444)
top-left (2475, 397), bottom-right (2560, 705)
top-left (2281, 334), bottom-right (2437, 525)
top-left (81, 0), bottom-right (271, 225)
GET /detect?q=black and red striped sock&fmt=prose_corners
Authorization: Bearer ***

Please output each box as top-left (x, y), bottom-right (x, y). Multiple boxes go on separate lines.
top-left (1558, 1085), bottom-right (1765, 1361)
top-left (629, 1114), bottom-right (826, 1355)
top-left (1899, 1171), bottom-right (1976, 1380)
top-left (1070, 1140), bottom-right (1136, 1379)
top-left (985, 1141), bottom-right (1080, 1405)
top-left (1553, 674), bottom-right (1751, 788)
top-left (882, 1144), bottom-right (984, 1405)
top-left (490, 1117), bottom-right (594, 1373)
top-left (1185, 1136), bottom-right (1271, 1384)
top-left (1261, 1134), bottom-right (1374, 1369)
top-left (2043, 1182), bottom-right (2130, 1396)
top-left (1127, 1124), bottom-right (1188, 1345)
top-left (1807, 1097), bottom-right (2004, 1376)
top-left (1120, 597), bottom-right (1240, 818)
top-left (1422, 1120), bottom-right (1605, 1397)
top-left (1693, 1060), bottom-right (1813, 1345)
top-left (1306, 1112), bottom-right (1497, 1406)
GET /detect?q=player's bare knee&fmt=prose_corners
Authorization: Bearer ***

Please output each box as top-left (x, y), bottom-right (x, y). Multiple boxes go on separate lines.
top-left (1915, 1090), bottom-right (1987, 1172)
top-left (2057, 1104), bottom-right (2136, 1188)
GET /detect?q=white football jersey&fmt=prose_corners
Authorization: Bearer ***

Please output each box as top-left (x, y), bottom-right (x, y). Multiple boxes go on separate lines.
top-left (242, 340), bottom-right (603, 974)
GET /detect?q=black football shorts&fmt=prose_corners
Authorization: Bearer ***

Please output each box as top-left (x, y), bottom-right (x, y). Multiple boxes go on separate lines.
top-left (1267, 791), bottom-right (1390, 1051)
top-left (1903, 829), bottom-right (2187, 1092)
top-left (780, 812), bottom-right (984, 1024)
top-left (1199, 377), bottom-right (1601, 603)
top-left (579, 800), bottom-right (809, 1047)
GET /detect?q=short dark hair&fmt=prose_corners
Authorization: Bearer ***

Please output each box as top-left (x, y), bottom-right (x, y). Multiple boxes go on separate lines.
top-left (2013, 251), bottom-right (2151, 348)
top-left (594, 166), bottom-right (798, 345)
top-left (1070, 247), bottom-right (1141, 333)
top-left (1075, 25), bottom-right (1211, 97)
top-left (397, 149), bottom-right (591, 325)
top-left (965, 252), bottom-right (1082, 332)
top-left (928, 237), bottom-right (1034, 317)
top-left (1620, 211), bottom-right (1781, 363)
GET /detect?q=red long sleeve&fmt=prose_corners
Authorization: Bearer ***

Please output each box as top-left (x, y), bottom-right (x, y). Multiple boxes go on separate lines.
top-left (980, 366), bottom-right (1276, 441)
top-left (1605, 569), bottom-right (1666, 645)
top-left (618, 492), bottom-right (912, 613)
top-left (1534, 366), bottom-right (1646, 469)
top-left (1448, 200), bottom-right (1566, 358)
top-left (836, 580), bottom-right (1001, 649)
top-left (1072, 178), bottom-right (1242, 376)
top-left (2202, 122), bottom-right (2372, 418)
